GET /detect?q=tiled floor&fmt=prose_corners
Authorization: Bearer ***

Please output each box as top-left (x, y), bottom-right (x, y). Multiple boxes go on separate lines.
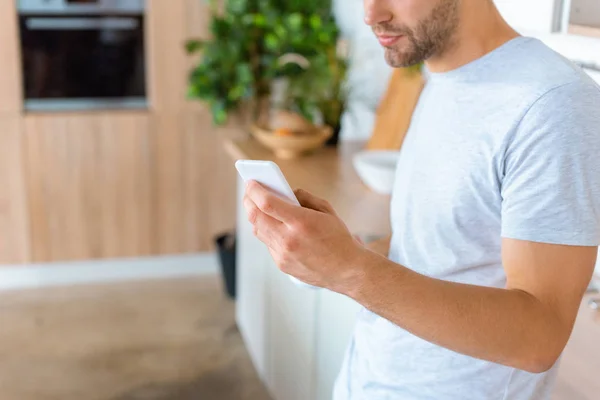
top-left (0, 275), bottom-right (272, 400)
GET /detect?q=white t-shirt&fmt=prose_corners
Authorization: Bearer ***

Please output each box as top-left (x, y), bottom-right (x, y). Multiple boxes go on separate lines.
top-left (334, 37), bottom-right (600, 400)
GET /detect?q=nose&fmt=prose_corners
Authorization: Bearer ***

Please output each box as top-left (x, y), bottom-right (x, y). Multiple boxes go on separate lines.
top-left (364, 0), bottom-right (393, 26)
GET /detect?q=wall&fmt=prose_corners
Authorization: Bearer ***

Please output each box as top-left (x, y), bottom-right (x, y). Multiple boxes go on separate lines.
top-left (333, 0), bottom-right (393, 141)
top-left (495, 0), bottom-right (560, 32)
top-left (0, 0), bottom-right (241, 264)
top-left (570, 0), bottom-right (600, 28)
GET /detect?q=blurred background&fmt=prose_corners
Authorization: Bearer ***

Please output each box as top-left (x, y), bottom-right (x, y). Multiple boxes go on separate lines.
top-left (0, 1), bottom-right (598, 400)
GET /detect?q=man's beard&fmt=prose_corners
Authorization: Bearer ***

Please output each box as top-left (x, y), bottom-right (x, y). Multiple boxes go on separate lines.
top-left (374, 0), bottom-right (461, 68)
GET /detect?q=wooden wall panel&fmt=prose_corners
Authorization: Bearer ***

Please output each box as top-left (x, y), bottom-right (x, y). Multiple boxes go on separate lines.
top-left (207, 125), bottom-right (247, 238)
top-left (148, 0), bottom-right (239, 253)
top-left (184, 0), bottom-right (212, 40)
top-left (151, 111), bottom-right (209, 253)
top-left (0, 0), bottom-right (22, 113)
top-left (146, 0), bottom-right (190, 113)
top-left (151, 109), bottom-right (244, 254)
top-left (0, 116), bottom-right (29, 263)
top-left (24, 113), bottom-right (154, 262)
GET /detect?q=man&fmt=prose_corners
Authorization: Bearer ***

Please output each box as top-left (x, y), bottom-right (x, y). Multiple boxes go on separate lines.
top-left (243, 0), bottom-right (600, 399)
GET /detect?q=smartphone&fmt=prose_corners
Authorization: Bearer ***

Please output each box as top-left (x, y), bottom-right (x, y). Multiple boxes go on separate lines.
top-left (235, 160), bottom-right (300, 206)
top-left (235, 160), bottom-right (317, 290)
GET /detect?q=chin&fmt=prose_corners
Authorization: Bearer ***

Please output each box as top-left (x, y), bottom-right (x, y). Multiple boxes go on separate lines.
top-left (385, 52), bottom-right (414, 68)
top-left (385, 48), bottom-right (426, 68)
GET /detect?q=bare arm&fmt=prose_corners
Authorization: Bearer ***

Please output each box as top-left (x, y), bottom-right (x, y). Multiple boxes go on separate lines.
top-left (243, 182), bottom-right (597, 373)
top-left (343, 240), bottom-right (596, 373)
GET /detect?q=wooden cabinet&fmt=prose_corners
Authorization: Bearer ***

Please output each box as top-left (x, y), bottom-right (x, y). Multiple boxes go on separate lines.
top-left (150, 110), bottom-right (241, 255)
top-left (151, 111), bottom-right (211, 254)
top-left (554, 292), bottom-right (600, 400)
top-left (0, 116), bottom-right (29, 264)
top-left (24, 113), bottom-right (154, 262)
top-left (0, 0), bottom-right (241, 264)
top-left (0, 1), bottom-right (21, 114)
top-left (146, 0), bottom-right (211, 114)
top-left (21, 109), bottom-right (240, 262)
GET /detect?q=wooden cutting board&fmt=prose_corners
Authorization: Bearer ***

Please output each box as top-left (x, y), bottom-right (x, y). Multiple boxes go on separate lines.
top-left (367, 67), bottom-right (425, 151)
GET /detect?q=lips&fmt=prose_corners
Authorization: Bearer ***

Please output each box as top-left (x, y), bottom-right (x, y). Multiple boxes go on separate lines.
top-left (377, 35), bottom-right (403, 47)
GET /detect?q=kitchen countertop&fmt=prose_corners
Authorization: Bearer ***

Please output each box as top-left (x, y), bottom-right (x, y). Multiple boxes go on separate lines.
top-left (224, 138), bottom-right (391, 237)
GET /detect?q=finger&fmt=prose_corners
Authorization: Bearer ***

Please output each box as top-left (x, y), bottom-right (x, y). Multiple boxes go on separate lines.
top-left (294, 188), bottom-right (337, 215)
top-left (243, 196), bottom-right (285, 248)
top-left (246, 180), bottom-right (301, 224)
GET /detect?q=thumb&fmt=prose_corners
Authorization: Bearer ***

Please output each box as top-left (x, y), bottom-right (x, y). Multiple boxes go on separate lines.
top-left (294, 189), bottom-right (337, 215)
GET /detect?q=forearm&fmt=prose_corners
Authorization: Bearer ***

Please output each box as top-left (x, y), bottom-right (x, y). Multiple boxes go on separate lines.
top-left (343, 251), bottom-right (571, 373)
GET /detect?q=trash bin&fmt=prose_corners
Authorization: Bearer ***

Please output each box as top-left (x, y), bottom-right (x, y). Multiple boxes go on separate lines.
top-left (215, 232), bottom-right (236, 299)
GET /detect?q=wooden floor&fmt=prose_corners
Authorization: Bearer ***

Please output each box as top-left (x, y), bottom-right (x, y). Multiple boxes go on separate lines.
top-left (0, 275), bottom-right (272, 400)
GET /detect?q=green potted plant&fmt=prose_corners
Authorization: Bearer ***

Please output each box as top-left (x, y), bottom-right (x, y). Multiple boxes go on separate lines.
top-left (277, 44), bottom-right (348, 145)
top-left (185, 0), bottom-right (347, 141)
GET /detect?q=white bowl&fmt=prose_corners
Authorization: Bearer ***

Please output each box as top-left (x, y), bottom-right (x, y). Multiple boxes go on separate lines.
top-left (352, 150), bottom-right (400, 195)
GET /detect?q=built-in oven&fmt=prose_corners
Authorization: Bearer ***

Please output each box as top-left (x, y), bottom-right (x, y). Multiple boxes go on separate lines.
top-left (18, 0), bottom-right (147, 112)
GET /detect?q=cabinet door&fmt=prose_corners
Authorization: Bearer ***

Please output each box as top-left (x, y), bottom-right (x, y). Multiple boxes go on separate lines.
top-left (553, 292), bottom-right (600, 400)
top-left (267, 258), bottom-right (318, 400)
top-left (0, 116), bottom-right (29, 263)
top-left (315, 290), bottom-right (361, 400)
top-left (24, 113), bottom-right (153, 261)
top-left (235, 176), bottom-right (272, 381)
top-left (0, 1), bottom-right (22, 113)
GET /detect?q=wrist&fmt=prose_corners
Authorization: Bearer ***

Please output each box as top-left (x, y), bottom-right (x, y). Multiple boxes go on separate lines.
top-left (332, 246), bottom-right (387, 299)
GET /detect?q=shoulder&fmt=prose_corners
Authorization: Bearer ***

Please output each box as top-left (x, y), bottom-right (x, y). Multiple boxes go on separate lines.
top-left (521, 79), bottom-right (600, 134)
top-left (506, 38), bottom-right (596, 92)
top-left (499, 38), bottom-right (600, 129)
top-left (505, 78), bottom-right (600, 167)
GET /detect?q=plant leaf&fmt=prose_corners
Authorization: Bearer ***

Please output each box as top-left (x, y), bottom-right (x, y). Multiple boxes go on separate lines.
top-left (211, 101), bottom-right (228, 125)
top-left (309, 15), bottom-right (322, 30)
top-left (286, 13), bottom-right (303, 31)
top-left (185, 39), bottom-right (204, 54)
top-left (265, 33), bottom-right (280, 51)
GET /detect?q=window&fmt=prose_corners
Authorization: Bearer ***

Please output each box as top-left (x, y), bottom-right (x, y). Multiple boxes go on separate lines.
top-left (560, 0), bottom-right (600, 38)
top-left (554, 0), bottom-right (600, 73)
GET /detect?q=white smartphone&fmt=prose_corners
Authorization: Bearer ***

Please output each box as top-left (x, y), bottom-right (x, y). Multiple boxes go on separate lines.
top-left (235, 160), bottom-right (317, 290)
top-left (235, 160), bottom-right (300, 206)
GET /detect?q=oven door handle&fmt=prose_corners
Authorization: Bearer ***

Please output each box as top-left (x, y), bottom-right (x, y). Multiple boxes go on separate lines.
top-left (26, 17), bottom-right (138, 31)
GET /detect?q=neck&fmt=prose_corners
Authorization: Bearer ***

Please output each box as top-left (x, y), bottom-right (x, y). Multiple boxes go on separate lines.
top-left (425, 0), bottom-right (519, 73)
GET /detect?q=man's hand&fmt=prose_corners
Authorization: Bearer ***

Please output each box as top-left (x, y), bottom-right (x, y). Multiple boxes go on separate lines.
top-left (243, 181), bottom-right (367, 291)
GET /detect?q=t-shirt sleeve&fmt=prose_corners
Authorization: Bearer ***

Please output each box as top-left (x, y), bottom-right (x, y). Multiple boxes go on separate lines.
top-left (501, 80), bottom-right (600, 246)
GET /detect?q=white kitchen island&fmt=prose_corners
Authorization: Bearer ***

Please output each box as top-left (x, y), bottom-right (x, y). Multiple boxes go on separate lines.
top-left (225, 138), bottom-right (391, 400)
